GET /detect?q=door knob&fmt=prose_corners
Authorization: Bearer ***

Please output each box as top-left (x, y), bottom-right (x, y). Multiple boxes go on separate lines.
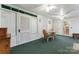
top-left (18, 29), bottom-right (20, 32)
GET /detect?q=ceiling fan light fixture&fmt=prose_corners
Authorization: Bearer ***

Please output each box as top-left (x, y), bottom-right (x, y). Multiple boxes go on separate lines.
top-left (46, 5), bottom-right (57, 12)
top-left (49, 6), bottom-right (57, 10)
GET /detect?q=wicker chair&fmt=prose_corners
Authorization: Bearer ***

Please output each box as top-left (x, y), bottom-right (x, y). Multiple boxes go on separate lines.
top-left (42, 29), bottom-right (55, 42)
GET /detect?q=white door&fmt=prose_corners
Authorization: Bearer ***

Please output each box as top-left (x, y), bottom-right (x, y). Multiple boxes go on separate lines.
top-left (17, 13), bottom-right (30, 45)
top-left (1, 9), bottom-right (17, 47)
top-left (30, 17), bottom-right (39, 40)
top-left (0, 10), bottom-right (1, 27)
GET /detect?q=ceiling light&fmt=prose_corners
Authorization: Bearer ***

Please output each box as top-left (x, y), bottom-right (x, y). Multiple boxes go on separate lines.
top-left (60, 16), bottom-right (64, 20)
top-left (59, 16), bottom-right (64, 20)
top-left (58, 8), bottom-right (65, 20)
top-left (46, 7), bottom-right (50, 12)
top-left (60, 8), bottom-right (64, 16)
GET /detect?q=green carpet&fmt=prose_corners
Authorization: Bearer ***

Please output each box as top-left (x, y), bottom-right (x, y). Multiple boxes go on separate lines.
top-left (11, 35), bottom-right (79, 54)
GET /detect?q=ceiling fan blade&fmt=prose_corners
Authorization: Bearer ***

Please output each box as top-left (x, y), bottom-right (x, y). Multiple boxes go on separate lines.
top-left (64, 8), bottom-right (76, 17)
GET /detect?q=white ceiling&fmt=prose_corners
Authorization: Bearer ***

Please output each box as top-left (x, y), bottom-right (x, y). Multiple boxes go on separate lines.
top-left (11, 4), bottom-right (79, 19)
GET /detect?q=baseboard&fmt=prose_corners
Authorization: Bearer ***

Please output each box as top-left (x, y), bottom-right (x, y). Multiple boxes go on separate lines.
top-left (56, 34), bottom-right (72, 38)
top-left (12, 37), bottom-right (42, 48)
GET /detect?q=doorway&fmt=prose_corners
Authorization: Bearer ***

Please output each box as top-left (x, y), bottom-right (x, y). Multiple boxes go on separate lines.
top-left (63, 21), bottom-right (69, 36)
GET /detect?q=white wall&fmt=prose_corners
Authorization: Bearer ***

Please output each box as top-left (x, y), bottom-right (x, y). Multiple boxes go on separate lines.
top-left (47, 19), bottom-right (53, 32)
top-left (54, 19), bottom-right (63, 35)
top-left (67, 17), bottom-right (79, 36)
top-left (37, 15), bottom-right (47, 37)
